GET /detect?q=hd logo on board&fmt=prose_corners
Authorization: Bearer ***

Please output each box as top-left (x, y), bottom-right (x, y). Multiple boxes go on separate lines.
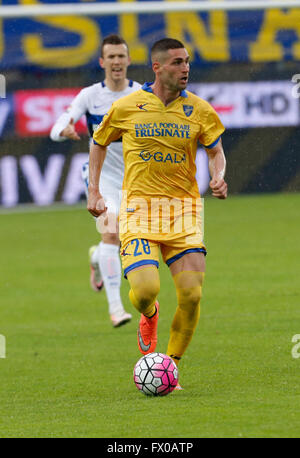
top-left (189, 80), bottom-right (299, 128)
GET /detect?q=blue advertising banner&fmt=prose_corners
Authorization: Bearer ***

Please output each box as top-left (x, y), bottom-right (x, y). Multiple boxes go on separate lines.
top-left (1, 0), bottom-right (300, 69)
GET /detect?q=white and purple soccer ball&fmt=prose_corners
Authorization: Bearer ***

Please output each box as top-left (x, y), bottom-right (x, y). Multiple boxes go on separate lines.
top-left (133, 352), bottom-right (178, 396)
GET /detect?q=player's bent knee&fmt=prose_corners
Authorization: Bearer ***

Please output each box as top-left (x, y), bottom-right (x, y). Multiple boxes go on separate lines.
top-left (178, 285), bottom-right (202, 309)
top-left (132, 280), bottom-right (160, 307)
top-left (173, 271), bottom-right (204, 309)
top-left (127, 266), bottom-right (160, 307)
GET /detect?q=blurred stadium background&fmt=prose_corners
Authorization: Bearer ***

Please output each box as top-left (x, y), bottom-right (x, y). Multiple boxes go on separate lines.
top-left (1, 0), bottom-right (300, 208)
top-left (1, 1), bottom-right (300, 439)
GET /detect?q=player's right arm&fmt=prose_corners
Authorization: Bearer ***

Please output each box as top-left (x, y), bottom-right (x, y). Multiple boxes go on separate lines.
top-left (87, 141), bottom-right (107, 217)
top-left (87, 102), bottom-right (123, 217)
top-left (59, 118), bottom-right (80, 141)
top-left (50, 88), bottom-right (88, 142)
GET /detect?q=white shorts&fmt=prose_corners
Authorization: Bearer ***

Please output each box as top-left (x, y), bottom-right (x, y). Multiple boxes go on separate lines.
top-left (82, 161), bottom-right (122, 216)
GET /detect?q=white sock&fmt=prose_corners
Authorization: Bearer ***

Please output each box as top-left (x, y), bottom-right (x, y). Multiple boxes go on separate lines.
top-left (97, 241), bottom-right (124, 315)
top-left (90, 245), bottom-right (100, 265)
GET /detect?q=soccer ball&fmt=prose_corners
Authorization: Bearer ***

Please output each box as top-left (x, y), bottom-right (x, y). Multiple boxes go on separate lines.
top-left (133, 352), bottom-right (178, 396)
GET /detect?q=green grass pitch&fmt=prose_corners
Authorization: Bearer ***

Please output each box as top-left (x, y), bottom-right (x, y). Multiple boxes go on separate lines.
top-left (1, 193), bottom-right (300, 438)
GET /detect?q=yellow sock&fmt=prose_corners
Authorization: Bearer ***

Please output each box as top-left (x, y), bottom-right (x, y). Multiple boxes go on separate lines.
top-left (167, 271), bottom-right (204, 363)
top-left (127, 266), bottom-right (160, 317)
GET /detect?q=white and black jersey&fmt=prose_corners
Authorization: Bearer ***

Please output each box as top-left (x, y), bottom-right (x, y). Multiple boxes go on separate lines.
top-left (50, 80), bottom-right (141, 192)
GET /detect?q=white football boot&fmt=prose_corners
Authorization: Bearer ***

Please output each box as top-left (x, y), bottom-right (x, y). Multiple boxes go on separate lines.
top-left (110, 309), bottom-right (132, 328)
top-left (89, 245), bottom-right (104, 292)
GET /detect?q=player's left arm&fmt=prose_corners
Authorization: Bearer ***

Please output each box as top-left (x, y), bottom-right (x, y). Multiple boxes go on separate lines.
top-left (205, 138), bottom-right (228, 200)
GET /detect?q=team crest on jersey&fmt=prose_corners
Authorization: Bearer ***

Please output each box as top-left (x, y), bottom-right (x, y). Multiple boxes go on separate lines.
top-left (183, 105), bottom-right (193, 117)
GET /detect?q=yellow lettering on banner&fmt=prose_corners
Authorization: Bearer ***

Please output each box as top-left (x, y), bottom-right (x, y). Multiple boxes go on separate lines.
top-left (165, 0), bottom-right (229, 61)
top-left (119, 0), bottom-right (148, 63)
top-left (21, 0), bottom-right (100, 68)
top-left (250, 9), bottom-right (300, 61)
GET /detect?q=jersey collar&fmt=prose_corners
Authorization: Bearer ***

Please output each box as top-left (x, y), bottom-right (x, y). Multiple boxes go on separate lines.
top-left (101, 79), bottom-right (133, 88)
top-left (141, 82), bottom-right (188, 98)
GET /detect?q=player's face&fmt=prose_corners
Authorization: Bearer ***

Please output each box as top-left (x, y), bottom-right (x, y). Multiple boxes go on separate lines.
top-left (100, 44), bottom-right (130, 83)
top-left (158, 48), bottom-right (190, 92)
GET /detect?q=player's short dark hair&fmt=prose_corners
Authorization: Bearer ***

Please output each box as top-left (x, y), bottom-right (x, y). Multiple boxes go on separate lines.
top-left (151, 38), bottom-right (185, 60)
top-left (101, 34), bottom-right (129, 57)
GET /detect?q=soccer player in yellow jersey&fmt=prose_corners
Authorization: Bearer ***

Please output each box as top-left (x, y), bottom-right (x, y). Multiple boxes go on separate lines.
top-left (88, 38), bottom-right (227, 389)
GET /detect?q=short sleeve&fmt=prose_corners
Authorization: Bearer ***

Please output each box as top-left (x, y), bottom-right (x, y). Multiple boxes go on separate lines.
top-left (93, 103), bottom-right (123, 146)
top-left (198, 104), bottom-right (225, 148)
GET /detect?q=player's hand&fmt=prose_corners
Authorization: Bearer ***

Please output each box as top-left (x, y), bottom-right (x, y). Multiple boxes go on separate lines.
top-left (210, 177), bottom-right (228, 199)
top-left (60, 118), bottom-right (80, 141)
top-left (87, 189), bottom-right (107, 217)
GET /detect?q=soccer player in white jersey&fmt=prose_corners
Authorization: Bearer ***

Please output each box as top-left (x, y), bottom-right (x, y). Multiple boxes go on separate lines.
top-left (50, 35), bottom-right (141, 327)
